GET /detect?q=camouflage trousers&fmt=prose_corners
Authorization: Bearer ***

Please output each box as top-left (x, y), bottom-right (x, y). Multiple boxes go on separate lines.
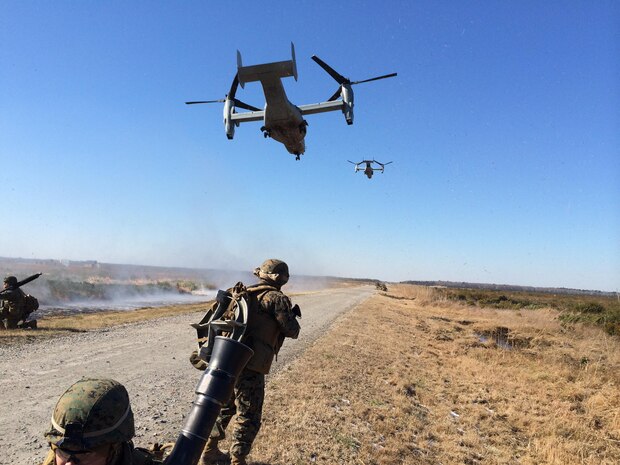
top-left (209, 368), bottom-right (265, 457)
top-left (2, 316), bottom-right (35, 329)
top-left (2, 316), bottom-right (20, 329)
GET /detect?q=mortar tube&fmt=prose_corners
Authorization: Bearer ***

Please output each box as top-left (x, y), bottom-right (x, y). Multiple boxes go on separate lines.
top-left (164, 336), bottom-right (254, 465)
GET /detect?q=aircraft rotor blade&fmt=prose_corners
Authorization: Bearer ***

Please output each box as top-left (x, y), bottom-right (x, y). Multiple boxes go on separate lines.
top-left (351, 73), bottom-right (397, 85)
top-left (327, 87), bottom-right (342, 101)
top-left (233, 99), bottom-right (261, 112)
top-left (311, 55), bottom-right (348, 84)
top-left (228, 74), bottom-right (239, 99)
top-left (185, 99), bottom-right (225, 105)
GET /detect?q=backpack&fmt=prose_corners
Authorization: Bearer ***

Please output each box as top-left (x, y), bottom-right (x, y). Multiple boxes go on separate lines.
top-left (190, 282), bottom-right (251, 368)
top-left (189, 282), bottom-right (277, 370)
top-left (23, 294), bottom-right (39, 316)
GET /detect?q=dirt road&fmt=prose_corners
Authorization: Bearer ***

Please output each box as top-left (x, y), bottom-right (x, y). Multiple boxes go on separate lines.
top-left (0, 286), bottom-right (374, 465)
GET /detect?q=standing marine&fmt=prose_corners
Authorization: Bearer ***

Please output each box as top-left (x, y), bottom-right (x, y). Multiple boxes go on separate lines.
top-left (1, 275), bottom-right (38, 329)
top-left (41, 378), bottom-right (163, 465)
top-left (197, 258), bottom-right (301, 465)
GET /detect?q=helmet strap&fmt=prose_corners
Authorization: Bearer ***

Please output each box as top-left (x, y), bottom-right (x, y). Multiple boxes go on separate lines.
top-left (56, 422), bottom-right (85, 449)
top-left (105, 443), bottom-right (122, 465)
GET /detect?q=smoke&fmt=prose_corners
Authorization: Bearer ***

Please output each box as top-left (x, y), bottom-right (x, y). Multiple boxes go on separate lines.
top-left (1, 257), bottom-right (341, 317)
top-left (37, 291), bottom-right (218, 316)
top-left (0, 258), bottom-right (220, 315)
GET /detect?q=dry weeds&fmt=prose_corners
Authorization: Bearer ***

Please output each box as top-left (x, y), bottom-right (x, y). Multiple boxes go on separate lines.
top-left (0, 302), bottom-right (209, 343)
top-left (246, 284), bottom-right (619, 465)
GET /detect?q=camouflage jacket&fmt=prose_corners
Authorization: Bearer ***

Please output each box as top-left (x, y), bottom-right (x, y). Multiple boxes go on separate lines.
top-left (41, 442), bottom-right (162, 465)
top-left (0, 287), bottom-right (26, 318)
top-left (242, 283), bottom-right (300, 374)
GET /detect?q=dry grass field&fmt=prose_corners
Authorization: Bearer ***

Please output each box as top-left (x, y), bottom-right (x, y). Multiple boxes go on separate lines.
top-left (248, 284), bottom-right (620, 465)
top-left (3, 284), bottom-right (618, 464)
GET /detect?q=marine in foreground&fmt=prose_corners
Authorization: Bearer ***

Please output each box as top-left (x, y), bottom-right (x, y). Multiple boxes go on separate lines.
top-left (40, 378), bottom-right (162, 465)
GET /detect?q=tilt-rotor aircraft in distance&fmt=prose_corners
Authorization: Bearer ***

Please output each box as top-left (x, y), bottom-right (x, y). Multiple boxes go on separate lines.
top-left (348, 159), bottom-right (393, 179)
top-left (186, 43), bottom-right (397, 160)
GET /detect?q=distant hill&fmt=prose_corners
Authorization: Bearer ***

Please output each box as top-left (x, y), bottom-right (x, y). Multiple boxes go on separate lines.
top-left (400, 280), bottom-right (616, 297)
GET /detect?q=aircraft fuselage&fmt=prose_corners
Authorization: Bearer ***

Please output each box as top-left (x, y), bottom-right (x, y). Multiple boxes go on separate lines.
top-left (259, 76), bottom-right (306, 156)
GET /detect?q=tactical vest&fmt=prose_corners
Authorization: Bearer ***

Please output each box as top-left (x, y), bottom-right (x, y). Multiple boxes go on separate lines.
top-left (1, 288), bottom-right (26, 318)
top-left (242, 285), bottom-right (285, 374)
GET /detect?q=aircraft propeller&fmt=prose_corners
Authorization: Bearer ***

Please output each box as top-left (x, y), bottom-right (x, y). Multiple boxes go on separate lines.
top-left (311, 55), bottom-right (397, 101)
top-left (185, 74), bottom-right (261, 111)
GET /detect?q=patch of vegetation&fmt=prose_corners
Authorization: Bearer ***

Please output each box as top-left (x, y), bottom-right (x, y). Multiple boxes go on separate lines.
top-left (441, 288), bottom-right (550, 310)
top-left (46, 279), bottom-right (183, 303)
top-left (559, 305), bottom-right (620, 336)
top-left (439, 287), bottom-right (620, 336)
top-left (375, 282), bottom-right (388, 292)
top-left (0, 301), bottom-right (209, 342)
top-left (176, 280), bottom-right (200, 293)
top-left (333, 432), bottom-right (361, 451)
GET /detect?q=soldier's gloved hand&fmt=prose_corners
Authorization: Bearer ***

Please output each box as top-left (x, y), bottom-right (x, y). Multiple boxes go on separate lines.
top-left (292, 304), bottom-right (302, 318)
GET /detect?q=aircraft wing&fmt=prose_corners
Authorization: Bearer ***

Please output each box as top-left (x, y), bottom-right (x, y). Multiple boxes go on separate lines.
top-left (230, 110), bottom-right (265, 123)
top-left (298, 100), bottom-right (345, 116)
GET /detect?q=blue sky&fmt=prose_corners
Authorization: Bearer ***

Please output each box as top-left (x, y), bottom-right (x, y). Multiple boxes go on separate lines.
top-left (1, 1), bottom-right (618, 291)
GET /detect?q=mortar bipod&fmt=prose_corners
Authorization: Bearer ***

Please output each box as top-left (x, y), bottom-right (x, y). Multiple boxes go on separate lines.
top-left (191, 288), bottom-right (249, 362)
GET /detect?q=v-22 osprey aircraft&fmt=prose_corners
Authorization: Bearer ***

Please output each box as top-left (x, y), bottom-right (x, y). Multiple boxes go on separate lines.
top-left (348, 159), bottom-right (393, 179)
top-left (186, 43), bottom-right (396, 160)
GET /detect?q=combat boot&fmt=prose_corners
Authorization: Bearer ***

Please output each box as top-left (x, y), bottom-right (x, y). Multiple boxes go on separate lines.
top-left (200, 438), bottom-right (229, 464)
top-left (20, 319), bottom-right (37, 329)
top-left (230, 454), bottom-right (248, 465)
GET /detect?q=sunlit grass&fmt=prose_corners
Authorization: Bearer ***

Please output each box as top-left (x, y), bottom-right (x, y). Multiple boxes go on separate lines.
top-left (0, 301), bottom-right (210, 342)
top-left (250, 285), bottom-right (620, 464)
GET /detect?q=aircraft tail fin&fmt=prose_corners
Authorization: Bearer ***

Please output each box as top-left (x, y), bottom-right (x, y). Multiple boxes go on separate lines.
top-left (237, 42), bottom-right (298, 88)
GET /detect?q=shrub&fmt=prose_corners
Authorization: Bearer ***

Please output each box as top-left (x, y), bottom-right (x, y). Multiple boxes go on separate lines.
top-left (575, 302), bottom-right (605, 314)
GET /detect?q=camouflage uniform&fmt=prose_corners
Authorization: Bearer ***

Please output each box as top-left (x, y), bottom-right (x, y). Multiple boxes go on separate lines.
top-left (1, 276), bottom-right (27, 329)
top-left (41, 442), bottom-right (160, 465)
top-left (201, 259), bottom-right (301, 464)
top-left (41, 378), bottom-right (162, 465)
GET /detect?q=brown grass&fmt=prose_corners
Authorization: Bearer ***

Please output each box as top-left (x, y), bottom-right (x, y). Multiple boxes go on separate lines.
top-left (0, 302), bottom-right (209, 343)
top-left (0, 289), bottom-right (316, 343)
top-left (246, 284), bottom-right (620, 465)
top-left (0, 288), bottom-right (332, 344)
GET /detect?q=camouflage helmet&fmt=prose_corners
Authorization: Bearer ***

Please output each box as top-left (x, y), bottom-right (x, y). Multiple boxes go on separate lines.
top-left (45, 378), bottom-right (135, 450)
top-left (3, 276), bottom-right (17, 286)
top-left (259, 259), bottom-right (289, 276)
top-left (255, 259), bottom-right (290, 286)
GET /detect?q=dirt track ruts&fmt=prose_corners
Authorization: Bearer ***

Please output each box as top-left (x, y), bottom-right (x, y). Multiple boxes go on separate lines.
top-left (0, 285), bottom-right (374, 465)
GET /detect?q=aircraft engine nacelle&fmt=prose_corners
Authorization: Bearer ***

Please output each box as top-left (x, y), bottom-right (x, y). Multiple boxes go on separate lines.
top-left (342, 84), bottom-right (354, 125)
top-left (223, 98), bottom-right (235, 139)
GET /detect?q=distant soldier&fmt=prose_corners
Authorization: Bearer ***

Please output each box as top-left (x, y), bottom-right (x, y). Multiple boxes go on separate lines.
top-left (1, 275), bottom-right (38, 329)
top-left (196, 259), bottom-right (301, 465)
top-left (41, 378), bottom-right (162, 465)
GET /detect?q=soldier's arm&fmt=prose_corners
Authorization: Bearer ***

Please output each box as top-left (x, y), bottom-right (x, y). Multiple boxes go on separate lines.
top-left (263, 291), bottom-right (300, 339)
top-left (0, 288), bottom-right (19, 302)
